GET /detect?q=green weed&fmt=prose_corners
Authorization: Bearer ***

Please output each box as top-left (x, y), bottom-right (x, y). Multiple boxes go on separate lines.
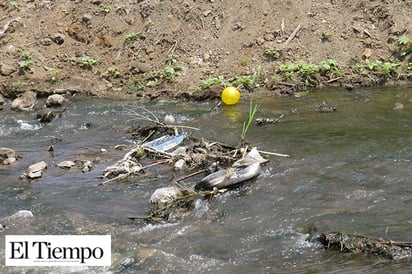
top-left (124, 32), bottom-right (140, 44)
top-left (240, 98), bottom-right (260, 145)
top-left (81, 56), bottom-right (98, 69)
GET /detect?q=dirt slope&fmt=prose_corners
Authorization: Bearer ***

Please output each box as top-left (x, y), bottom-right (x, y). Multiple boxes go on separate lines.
top-left (0, 0), bottom-right (411, 101)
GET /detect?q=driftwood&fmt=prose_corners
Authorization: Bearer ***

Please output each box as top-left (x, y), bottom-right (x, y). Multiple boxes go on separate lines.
top-left (318, 232), bottom-right (412, 261)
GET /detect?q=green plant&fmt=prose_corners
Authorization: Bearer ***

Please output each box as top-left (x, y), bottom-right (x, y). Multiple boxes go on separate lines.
top-left (408, 62), bottom-right (412, 71)
top-left (321, 32), bottom-right (331, 41)
top-left (380, 61), bottom-right (399, 78)
top-left (18, 60), bottom-right (33, 75)
top-left (105, 66), bottom-right (120, 78)
top-left (199, 76), bottom-right (226, 90)
top-left (9, 1), bottom-right (18, 9)
top-left (365, 59), bottom-right (378, 71)
top-left (81, 56), bottom-right (97, 69)
top-left (397, 35), bottom-right (411, 58)
top-left (298, 61), bottom-right (318, 85)
top-left (240, 98), bottom-right (260, 145)
top-left (263, 49), bottom-right (278, 61)
top-left (320, 59), bottom-right (341, 76)
top-left (145, 19), bottom-right (154, 31)
top-left (17, 48), bottom-right (33, 60)
top-left (352, 63), bottom-right (368, 75)
top-left (100, 4), bottom-right (111, 13)
top-left (272, 73), bottom-right (282, 84)
top-left (236, 65), bottom-right (262, 92)
top-left (124, 32), bottom-right (140, 44)
top-left (46, 67), bottom-right (62, 82)
top-left (162, 66), bottom-right (177, 81)
top-left (279, 62), bottom-right (298, 79)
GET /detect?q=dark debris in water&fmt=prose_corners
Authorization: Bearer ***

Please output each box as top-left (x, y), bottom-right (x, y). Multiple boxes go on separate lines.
top-left (318, 232), bottom-right (412, 261)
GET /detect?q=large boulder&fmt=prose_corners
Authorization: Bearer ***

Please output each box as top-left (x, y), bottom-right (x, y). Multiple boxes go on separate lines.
top-left (11, 91), bottom-right (37, 111)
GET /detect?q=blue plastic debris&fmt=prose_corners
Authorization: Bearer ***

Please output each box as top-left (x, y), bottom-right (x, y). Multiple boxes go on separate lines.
top-left (142, 132), bottom-right (187, 152)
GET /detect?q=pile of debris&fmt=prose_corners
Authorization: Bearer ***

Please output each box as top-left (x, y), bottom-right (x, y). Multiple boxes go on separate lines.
top-left (319, 232), bottom-right (412, 261)
top-left (100, 111), bottom-right (278, 222)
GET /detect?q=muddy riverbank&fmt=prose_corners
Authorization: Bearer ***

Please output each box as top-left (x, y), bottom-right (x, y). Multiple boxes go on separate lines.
top-left (0, 0), bottom-right (411, 102)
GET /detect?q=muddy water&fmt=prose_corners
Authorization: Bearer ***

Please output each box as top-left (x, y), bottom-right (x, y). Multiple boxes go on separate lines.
top-left (0, 87), bottom-right (411, 273)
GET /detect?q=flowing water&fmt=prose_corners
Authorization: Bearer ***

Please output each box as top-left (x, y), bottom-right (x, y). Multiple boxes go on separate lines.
top-left (0, 87), bottom-right (411, 273)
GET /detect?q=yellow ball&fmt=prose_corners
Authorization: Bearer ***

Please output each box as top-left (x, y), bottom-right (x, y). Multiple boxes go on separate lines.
top-left (221, 86), bottom-right (240, 105)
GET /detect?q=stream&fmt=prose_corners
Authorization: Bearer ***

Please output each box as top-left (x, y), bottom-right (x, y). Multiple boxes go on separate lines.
top-left (0, 87), bottom-right (411, 273)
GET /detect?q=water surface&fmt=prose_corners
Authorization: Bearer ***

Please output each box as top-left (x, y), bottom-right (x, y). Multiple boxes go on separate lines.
top-left (0, 87), bottom-right (411, 273)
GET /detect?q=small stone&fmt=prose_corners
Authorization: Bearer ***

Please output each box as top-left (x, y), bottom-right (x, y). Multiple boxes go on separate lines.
top-left (46, 94), bottom-right (68, 107)
top-left (363, 48), bottom-right (372, 58)
top-left (82, 13), bottom-right (93, 24)
top-left (256, 37), bottom-right (265, 46)
top-left (0, 147), bottom-right (16, 165)
top-left (27, 161), bottom-right (48, 179)
top-left (52, 33), bottom-right (65, 45)
top-left (136, 62), bottom-right (151, 73)
top-left (393, 102), bottom-right (404, 110)
top-left (57, 160), bottom-right (76, 169)
top-left (174, 158), bottom-right (186, 170)
top-left (40, 37), bottom-right (53, 46)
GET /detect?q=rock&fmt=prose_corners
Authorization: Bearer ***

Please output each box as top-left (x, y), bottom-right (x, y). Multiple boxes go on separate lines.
top-left (0, 63), bottom-right (16, 76)
top-left (174, 158), bottom-right (186, 170)
top-left (393, 102), bottom-right (404, 110)
top-left (9, 210), bottom-right (34, 219)
top-left (163, 114), bottom-right (175, 124)
top-left (52, 33), bottom-right (65, 45)
top-left (131, 61), bottom-right (152, 73)
top-left (0, 147), bottom-right (16, 165)
top-left (45, 94), bottom-right (68, 107)
top-left (37, 108), bottom-right (58, 123)
top-left (149, 186), bottom-right (186, 204)
top-left (27, 161), bottom-right (47, 179)
top-left (57, 160), bottom-right (76, 169)
top-left (11, 91), bottom-right (37, 111)
top-left (0, 93), bottom-right (5, 105)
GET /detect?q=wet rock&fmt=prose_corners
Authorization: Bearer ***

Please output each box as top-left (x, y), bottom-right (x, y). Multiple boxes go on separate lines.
top-left (174, 158), bottom-right (186, 170)
top-left (9, 210), bottom-right (34, 219)
top-left (12, 210), bottom-right (34, 218)
top-left (45, 94), bottom-right (68, 107)
top-left (77, 160), bottom-right (94, 172)
top-left (11, 91), bottom-right (37, 111)
top-left (27, 161), bottom-right (48, 179)
top-left (393, 102), bottom-right (404, 110)
top-left (119, 256), bottom-right (136, 269)
top-left (314, 101), bottom-right (336, 112)
top-left (0, 147), bottom-right (16, 165)
top-left (37, 108), bottom-right (58, 123)
top-left (149, 186), bottom-right (187, 204)
top-left (57, 160), bottom-right (76, 169)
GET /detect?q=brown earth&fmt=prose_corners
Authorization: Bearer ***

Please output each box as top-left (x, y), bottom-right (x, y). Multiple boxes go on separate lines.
top-left (0, 0), bottom-right (411, 102)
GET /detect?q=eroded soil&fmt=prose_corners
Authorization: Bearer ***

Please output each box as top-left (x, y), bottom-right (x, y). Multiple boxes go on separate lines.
top-left (0, 0), bottom-right (411, 102)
